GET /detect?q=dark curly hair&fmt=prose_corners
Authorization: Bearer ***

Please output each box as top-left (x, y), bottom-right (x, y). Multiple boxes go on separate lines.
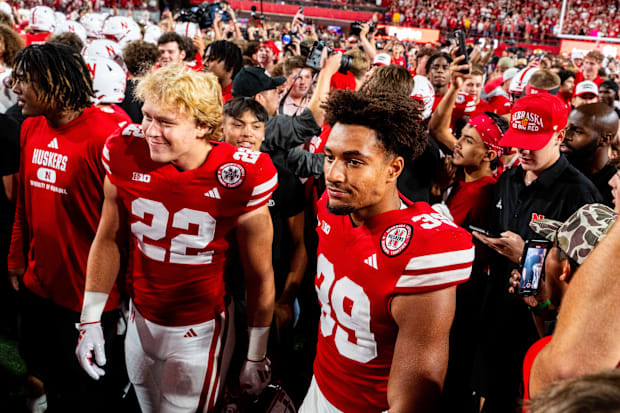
top-left (323, 90), bottom-right (428, 161)
top-left (123, 40), bottom-right (160, 77)
top-left (12, 43), bottom-right (94, 113)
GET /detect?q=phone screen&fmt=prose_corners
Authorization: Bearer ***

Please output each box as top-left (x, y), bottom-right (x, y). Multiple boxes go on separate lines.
top-left (518, 241), bottom-right (550, 296)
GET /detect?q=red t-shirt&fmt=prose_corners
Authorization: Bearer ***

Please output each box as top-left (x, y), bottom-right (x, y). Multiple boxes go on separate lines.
top-left (522, 335), bottom-right (553, 404)
top-left (330, 71), bottom-right (357, 91)
top-left (24, 31), bottom-right (51, 46)
top-left (104, 127), bottom-right (277, 326)
top-left (313, 194), bottom-right (474, 412)
top-left (391, 56), bottom-right (406, 67)
top-left (484, 76), bottom-right (504, 94)
top-left (446, 175), bottom-right (497, 227)
top-left (97, 104), bottom-right (132, 125)
top-left (432, 94), bottom-right (444, 113)
top-left (8, 107), bottom-right (122, 312)
top-left (222, 82), bottom-right (233, 104)
top-left (488, 94), bottom-right (512, 115)
top-left (575, 71), bottom-right (603, 87)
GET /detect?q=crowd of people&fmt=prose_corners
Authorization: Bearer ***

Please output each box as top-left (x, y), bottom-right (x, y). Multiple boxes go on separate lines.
top-left (0, 1), bottom-right (619, 413)
top-left (382, 0), bottom-right (620, 40)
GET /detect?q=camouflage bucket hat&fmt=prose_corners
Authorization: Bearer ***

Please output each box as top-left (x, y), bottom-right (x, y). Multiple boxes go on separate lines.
top-left (529, 203), bottom-right (618, 265)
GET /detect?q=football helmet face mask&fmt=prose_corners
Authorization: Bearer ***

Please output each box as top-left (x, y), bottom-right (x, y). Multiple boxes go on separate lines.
top-left (30, 6), bottom-right (56, 33)
top-left (411, 75), bottom-right (435, 120)
top-left (84, 56), bottom-right (126, 105)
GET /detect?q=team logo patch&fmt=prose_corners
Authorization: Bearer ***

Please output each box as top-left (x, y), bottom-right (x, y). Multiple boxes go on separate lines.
top-left (381, 224), bottom-right (413, 256)
top-left (217, 163), bottom-right (246, 188)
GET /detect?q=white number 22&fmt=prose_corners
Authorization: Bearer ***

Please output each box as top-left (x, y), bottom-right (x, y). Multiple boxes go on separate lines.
top-left (316, 254), bottom-right (378, 363)
top-left (131, 197), bottom-right (216, 265)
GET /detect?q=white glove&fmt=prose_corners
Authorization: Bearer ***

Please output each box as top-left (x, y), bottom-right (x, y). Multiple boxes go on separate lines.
top-left (75, 321), bottom-right (107, 380)
top-left (239, 358), bottom-right (271, 395)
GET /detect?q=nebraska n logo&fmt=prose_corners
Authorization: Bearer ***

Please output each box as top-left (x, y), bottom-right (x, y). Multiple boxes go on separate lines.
top-left (184, 328), bottom-right (197, 338)
top-left (364, 254), bottom-right (378, 270)
top-left (48, 138), bottom-right (59, 149)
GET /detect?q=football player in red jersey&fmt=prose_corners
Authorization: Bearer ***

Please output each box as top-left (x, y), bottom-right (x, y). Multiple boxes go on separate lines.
top-left (7, 43), bottom-right (126, 412)
top-left (75, 65), bottom-right (278, 412)
top-left (299, 90), bottom-right (475, 413)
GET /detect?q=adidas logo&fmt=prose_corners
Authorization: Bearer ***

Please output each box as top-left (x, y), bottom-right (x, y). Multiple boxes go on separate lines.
top-left (184, 328), bottom-right (197, 338)
top-left (47, 138), bottom-right (59, 149)
top-left (204, 188), bottom-right (221, 199)
top-left (496, 199), bottom-right (503, 210)
top-left (364, 254), bottom-right (378, 270)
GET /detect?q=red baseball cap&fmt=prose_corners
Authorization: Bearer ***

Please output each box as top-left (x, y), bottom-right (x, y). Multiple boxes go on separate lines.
top-left (260, 40), bottom-right (280, 58)
top-left (499, 94), bottom-right (568, 151)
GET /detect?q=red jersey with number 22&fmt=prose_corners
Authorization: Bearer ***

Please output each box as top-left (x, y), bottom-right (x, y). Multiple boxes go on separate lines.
top-left (314, 194), bottom-right (474, 412)
top-left (103, 124), bottom-right (277, 327)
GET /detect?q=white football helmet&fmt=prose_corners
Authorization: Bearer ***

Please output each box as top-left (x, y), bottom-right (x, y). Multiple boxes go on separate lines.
top-left (0, 2), bottom-right (12, 18)
top-left (30, 6), bottom-right (56, 33)
top-left (143, 24), bottom-right (162, 45)
top-left (84, 56), bottom-right (126, 104)
top-left (509, 67), bottom-right (539, 96)
top-left (80, 13), bottom-right (106, 39)
top-left (0, 69), bottom-right (18, 111)
top-left (102, 16), bottom-right (141, 44)
top-left (55, 20), bottom-right (87, 42)
top-left (174, 22), bottom-right (200, 39)
top-left (54, 11), bottom-right (66, 25)
top-left (82, 38), bottom-right (123, 61)
top-left (411, 75), bottom-right (435, 120)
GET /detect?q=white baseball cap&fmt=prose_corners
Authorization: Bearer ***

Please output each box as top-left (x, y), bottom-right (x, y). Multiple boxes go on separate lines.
top-left (373, 53), bottom-right (391, 66)
top-left (575, 80), bottom-right (599, 97)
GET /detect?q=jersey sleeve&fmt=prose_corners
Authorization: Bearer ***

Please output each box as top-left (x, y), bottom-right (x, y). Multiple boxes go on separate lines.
top-left (102, 123), bottom-right (142, 186)
top-left (393, 229), bottom-right (474, 294)
top-left (243, 151), bottom-right (278, 213)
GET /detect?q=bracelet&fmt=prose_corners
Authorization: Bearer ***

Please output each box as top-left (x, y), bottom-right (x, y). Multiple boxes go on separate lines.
top-left (528, 299), bottom-right (551, 312)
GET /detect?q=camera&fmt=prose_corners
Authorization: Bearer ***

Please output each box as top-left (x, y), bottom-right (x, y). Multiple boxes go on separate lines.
top-left (177, 1), bottom-right (230, 30)
top-left (305, 41), bottom-right (353, 74)
top-left (350, 21), bottom-right (375, 36)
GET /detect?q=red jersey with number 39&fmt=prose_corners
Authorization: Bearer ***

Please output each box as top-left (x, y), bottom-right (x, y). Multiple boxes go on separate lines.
top-left (103, 124), bottom-right (277, 326)
top-left (313, 194), bottom-right (474, 412)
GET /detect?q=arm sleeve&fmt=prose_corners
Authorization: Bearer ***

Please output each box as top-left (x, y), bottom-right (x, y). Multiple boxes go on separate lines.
top-left (393, 230), bottom-right (474, 295)
top-left (242, 153), bottom-right (279, 213)
top-left (7, 123), bottom-right (30, 270)
top-left (262, 108), bottom-right (321, 153)
top-left (0, 115), bottom-right (20, 176)
top-left (286, 147), bottom-right (325, 178)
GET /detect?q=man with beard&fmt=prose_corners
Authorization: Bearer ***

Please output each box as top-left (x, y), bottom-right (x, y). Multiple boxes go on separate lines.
top-left (563, 103), bottom-right (619, 206)
top-left (426, 52), bottom-right (452, 112)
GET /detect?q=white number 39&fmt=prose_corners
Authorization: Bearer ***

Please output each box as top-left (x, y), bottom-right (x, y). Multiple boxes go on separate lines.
top-left (316, 254), bottom-right (378, 363)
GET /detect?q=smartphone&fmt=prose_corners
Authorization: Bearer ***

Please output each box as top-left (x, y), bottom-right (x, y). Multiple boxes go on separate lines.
top-left (517, 239), bottom-right (552, 297)
top-left (454, 30), bottom-right (469, 74)
top-left (468, 225), bottom-right (499, 238)
top-left (299, 6), bottom-right (304, 14)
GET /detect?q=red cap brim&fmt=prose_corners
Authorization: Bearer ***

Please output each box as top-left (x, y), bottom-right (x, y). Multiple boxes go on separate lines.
top-left (499, 128), bottom-right (554, 151)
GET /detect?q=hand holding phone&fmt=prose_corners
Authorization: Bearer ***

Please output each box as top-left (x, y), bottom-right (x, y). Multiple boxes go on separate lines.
top-left (468, 225), bottom-right (498, 238)
top-left (454, 30), bottom-right (469, 74)
top-left (517, 240), bottom-right (551, 296)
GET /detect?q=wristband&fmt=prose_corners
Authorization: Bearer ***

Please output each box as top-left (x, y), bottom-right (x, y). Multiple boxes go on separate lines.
top-left (528, 299), bottom-right (551, 312)
top-left (80, 291), bottom-right (109, 324)
top-left (247, 326), bottom-right (270, 361)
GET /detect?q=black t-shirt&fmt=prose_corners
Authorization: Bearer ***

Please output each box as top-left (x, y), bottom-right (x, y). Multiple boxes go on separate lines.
top-left (397, 136), bottom-right (441, 203)
top-left (0, 114), bottom-right (20, 264)
top-left (118, 79), bottom-right (143, 124)
top-left (588, 163), bottom-right (616, 208)
top-left (226, 160), bottom-right (306, 299)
